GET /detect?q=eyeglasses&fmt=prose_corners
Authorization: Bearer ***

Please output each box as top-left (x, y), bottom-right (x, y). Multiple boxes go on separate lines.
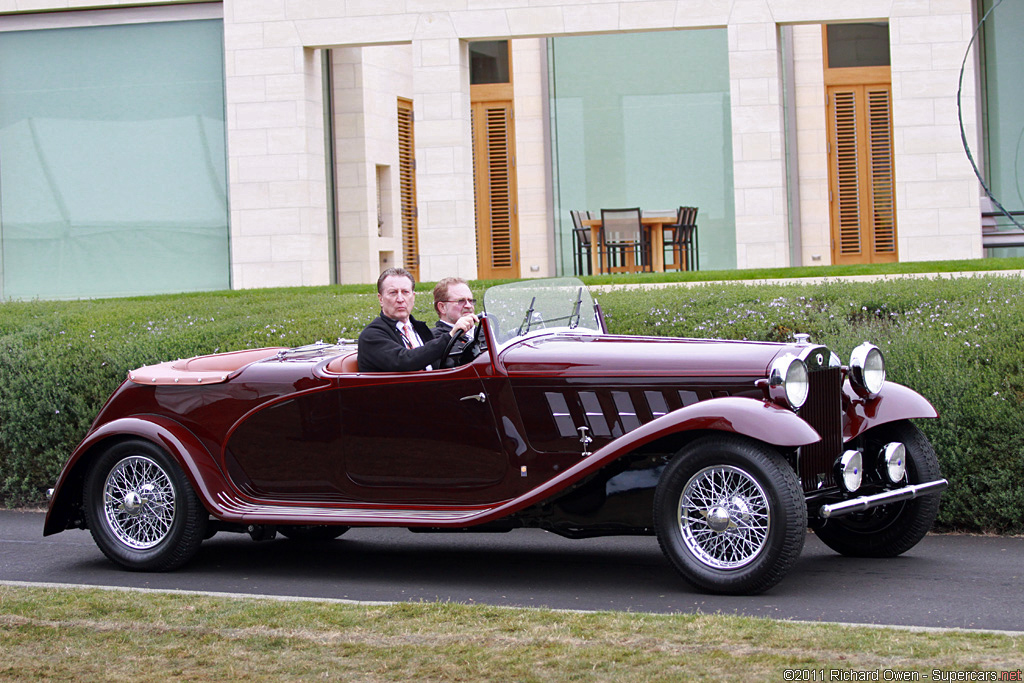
top-left (442, 298), bottom-right (476, 306)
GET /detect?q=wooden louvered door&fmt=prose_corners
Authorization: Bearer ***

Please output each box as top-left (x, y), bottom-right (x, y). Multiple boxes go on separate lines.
top-left (471, 99), bottom-right (519, 280)
top-left (823, 21), bottom-right (898, 266)
top-left (827, 84), bottom-right (898, 265)
top-left (397, 98), bottom-right (419, 281)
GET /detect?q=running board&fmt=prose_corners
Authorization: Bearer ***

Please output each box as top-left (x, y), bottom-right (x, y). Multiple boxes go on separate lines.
top-left (213, 491), bottom-right (505, 527)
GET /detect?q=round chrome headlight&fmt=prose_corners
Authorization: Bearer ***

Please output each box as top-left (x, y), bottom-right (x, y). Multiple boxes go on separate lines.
top-left (881, 442), bottom-right (906, 483)
top-left (850, 342), bottom-right (885, 397)
top-left (768, 355), bottom-right (809, 409)
top-left (836, 449), bottom-right (863, 492)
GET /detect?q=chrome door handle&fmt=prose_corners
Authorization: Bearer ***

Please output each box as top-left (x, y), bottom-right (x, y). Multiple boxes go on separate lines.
top-left (460, 392), bottom-right (486, 403)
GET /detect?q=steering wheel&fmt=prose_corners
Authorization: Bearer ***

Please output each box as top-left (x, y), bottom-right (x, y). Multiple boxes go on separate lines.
top-left (462, 319), bottom-right (486, 358)
top-left (439, 328), bottom-right (466, 368)
top-left (439, 320), bottom-right (486, 368)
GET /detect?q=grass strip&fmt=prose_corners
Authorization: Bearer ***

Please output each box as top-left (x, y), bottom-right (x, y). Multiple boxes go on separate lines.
top-left (0, 585), bottom-right (1019, 682)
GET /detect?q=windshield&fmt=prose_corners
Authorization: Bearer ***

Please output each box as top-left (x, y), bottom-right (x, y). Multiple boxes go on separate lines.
top-left (482, 277), bottom-right (603, 347)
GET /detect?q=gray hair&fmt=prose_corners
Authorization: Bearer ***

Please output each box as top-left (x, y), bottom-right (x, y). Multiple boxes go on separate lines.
top-left (376, 267), bottom-right (415, 294)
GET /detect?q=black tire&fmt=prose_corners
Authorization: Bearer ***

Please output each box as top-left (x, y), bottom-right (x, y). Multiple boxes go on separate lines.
top-left (83, 439), bottom-right (207, 571)
top-left (278, 525), bottom-right (350, 542)
top-left (815, 420), bottom-right (941, 558)
top-left (654, 434), bottom-right (806, 595)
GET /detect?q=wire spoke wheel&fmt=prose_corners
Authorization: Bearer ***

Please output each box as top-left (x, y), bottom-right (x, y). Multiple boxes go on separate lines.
top-left (654, 435), bottom-right (805, 594)
top-left (102, 455), bottom-right (177, 550)
top-left (679, 465), bottom-right (771, 569)
top-left (85, 440), bottom-right (206, 571)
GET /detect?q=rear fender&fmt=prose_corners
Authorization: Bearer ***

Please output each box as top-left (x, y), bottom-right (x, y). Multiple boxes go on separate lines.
top-left (44, 416), bottom-right (229, 536)
top-left (844, 381), bottom-right (938, 441)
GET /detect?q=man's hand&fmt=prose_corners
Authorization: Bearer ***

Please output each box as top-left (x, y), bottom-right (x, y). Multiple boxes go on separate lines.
top-left (450, 313), bottom-right (479, 336)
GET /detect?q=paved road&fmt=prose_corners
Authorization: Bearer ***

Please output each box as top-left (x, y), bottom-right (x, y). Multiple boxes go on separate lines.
top-left (2, 509), bottom-right (1020, 632)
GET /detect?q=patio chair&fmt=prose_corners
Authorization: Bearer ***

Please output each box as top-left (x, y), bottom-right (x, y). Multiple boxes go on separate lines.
top-left (598, 207), bottom-right (651, 274)
top-left (663, 206), bottom-right (699, 271)
top-left (569, 210), bottom-right (593, 276)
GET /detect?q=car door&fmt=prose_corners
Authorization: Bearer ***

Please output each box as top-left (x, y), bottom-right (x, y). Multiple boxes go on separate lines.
top-left (335, 363), bottom-right (515, 504)
top-left (224, 359), bottom-right (514, 506)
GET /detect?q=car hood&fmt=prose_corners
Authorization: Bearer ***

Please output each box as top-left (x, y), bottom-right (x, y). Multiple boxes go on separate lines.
top-left (498, 333), bottom-right (793, 378)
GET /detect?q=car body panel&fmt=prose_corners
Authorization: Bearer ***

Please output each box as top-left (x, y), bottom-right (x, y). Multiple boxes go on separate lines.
top-left (497, 334), bottom-right (786, 379)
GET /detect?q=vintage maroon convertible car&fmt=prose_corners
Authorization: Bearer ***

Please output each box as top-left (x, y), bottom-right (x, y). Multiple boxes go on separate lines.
top-left (45, 278), bottom-right (947, 594)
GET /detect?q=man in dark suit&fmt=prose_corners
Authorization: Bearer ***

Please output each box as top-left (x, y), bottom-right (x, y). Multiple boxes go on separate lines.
top-left (431, 276), bottom-right (476, 355)
top-left (357, 267), bottom-right (477, 373)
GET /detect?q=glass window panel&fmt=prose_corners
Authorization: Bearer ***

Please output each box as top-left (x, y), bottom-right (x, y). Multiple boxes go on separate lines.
top-left (981, 0), bottom-right (1024, 256)
top-left (550, 31), bottom-right (735, 274)
top-left (826, 23), bottom-right (890, 69)
top-left (0, 19), bottom-right (229, 299)
top-left (982, 0), bottom-right (1024, 209)
top-left (470, 41), bottom-right (510, 85)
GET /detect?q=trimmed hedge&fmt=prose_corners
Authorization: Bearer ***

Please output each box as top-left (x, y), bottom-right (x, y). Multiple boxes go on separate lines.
top-left (2, 275), bottom-right (1022, 532)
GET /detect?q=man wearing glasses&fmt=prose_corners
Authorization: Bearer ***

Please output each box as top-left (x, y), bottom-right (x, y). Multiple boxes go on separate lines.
top-left (357, 268), bottom-right (477, 373)
top-left (432, 277), bottom-right (477, 355)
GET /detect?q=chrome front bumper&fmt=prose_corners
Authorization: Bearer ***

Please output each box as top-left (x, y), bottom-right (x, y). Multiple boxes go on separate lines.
top-left (818, 479), bottom-right (948, 519)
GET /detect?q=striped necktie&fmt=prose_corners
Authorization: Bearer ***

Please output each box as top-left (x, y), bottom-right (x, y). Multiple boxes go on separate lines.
top-left (400, 323), bottom-right (414, 349)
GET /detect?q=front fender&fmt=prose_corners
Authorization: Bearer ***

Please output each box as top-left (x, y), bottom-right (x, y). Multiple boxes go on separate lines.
top-left (563, 395), bottom-right (820, 485)
top-left (44, 415), bottom-right (231, 536)
top-left (600, 395), bottom-right (821, 457)
top-left (477, 396), bottom-right (819, 523)
top-left (844, 380), bottom-right (938, 441)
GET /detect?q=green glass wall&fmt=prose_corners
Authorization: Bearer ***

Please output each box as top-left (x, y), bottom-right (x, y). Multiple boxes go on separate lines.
top-left (549, 30), bottom-right (735, 274)
top-left (981, 0), bottom-right (1024, 256)
top-left (0, 19), bottom-right (229, 299)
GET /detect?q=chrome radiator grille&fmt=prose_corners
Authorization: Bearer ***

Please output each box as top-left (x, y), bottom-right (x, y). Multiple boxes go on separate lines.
top-left (796, 366), bottom-right (843, 491)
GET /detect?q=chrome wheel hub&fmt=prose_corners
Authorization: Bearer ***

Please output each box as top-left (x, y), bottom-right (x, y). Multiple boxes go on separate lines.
top-left (122, 490), bottom-right (144, 515)
top-left (103, 456), bottom-right (176, 550)
top-left (706, 505), bottom-right (732, 532)
top-left (705, 496), bottom-right (753, 533)
top-left (678, 465), bottom-right (771, 570)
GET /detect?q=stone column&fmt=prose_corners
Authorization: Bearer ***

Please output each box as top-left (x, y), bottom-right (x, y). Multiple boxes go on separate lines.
top-left (728, 0), bottom-right (791, 269)
top-left (411, 14), bottom-right (477, 281)
top-left (224, 3), bottom-right (330, 289)
top-left (890, 0), bottom-right (982, 260)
